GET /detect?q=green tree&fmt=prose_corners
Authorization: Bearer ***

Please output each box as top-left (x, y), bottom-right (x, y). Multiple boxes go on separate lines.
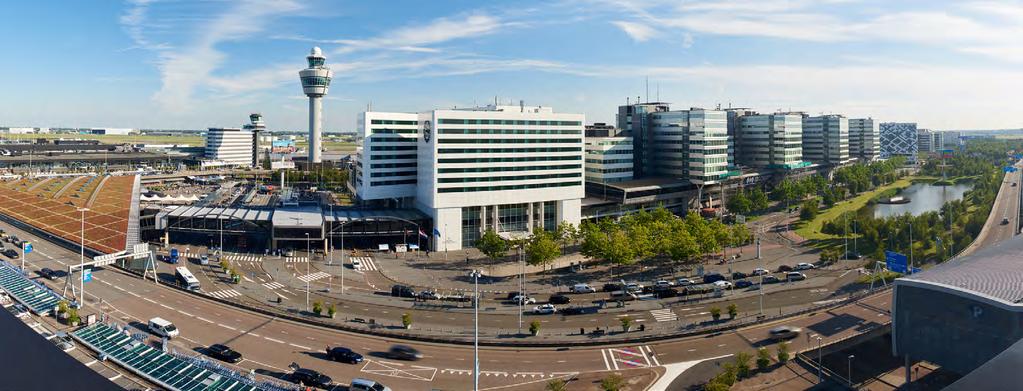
top-left (529, 320), bottom-right (541, 336)
top-left (620, 315), bottom-right (633, 331)
top-left (727, 190), bottom-right (752, 215)
top-left (545, 379), bottom-right (568, 391)
top-left (475, 229), bottom-right (508, 260)
top-left (312, 301), bottom-right (322, 315)
top-left (714, 363), bottom-right (738, 386)
top-left (735, 351), bottom-right (752, 378)
top-left (800, 199), bottom-right (819, 221)
top-left (756, 347), bottom-right (772, 370)
top-left (525, 230), bottom-right (561, 273)
top-left (730, 224), bottom-right (751, 248)
top-left (666, 227), bottom-right (700, 274)
top-left (727, 303), bottom-right (738, 319)
top-left (554, 222), bottom-right (578, 253)
top-left (777, 342), bottom-right (790, 363)
top-left (710, 306), bottom-right (722, 321)
top-left (600, 373), bottom-right (625, 391)
top-left (749, 187), bottom-right (770, 211)
top-left (604, 229), bottom-right (638, 269)
top-left (703, 381), bottom-right (730, 391)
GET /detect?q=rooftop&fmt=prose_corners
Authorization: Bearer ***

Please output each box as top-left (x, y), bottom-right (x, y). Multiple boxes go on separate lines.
top-left (898, 235), bottom-right (1023, 305)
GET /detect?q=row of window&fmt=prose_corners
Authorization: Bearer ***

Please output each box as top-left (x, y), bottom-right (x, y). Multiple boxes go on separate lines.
top-left (370, 128), bottom-right (417, 135)
top-left (438, 138), bottom-right (581, 144)
top-left (370, 154), bottom-right (417, 160)
top-left (437, 172), bottom-right (581, 183)
top-left (438, 164), bottom-right (580, 173)
top-left (585, 158), bottom-right (633, 164)
top-left (370, 171), bottom-right (417, 178)
top-left (586, 149), bottom-right (633, 155)
top-left (585, 167), bottom-right (633, 174)
top-left (439, 128), bottom-right (581, 135)
top-left (367, 136), bottom-right (416, 142)
top-left (370, 162), bottom-right (417, 169)
top-left (438, 119), bottom-right (582, 126)
top-left (370, 179), bottom-right (417, 186)
top-left (370, 119), bottom-right (418, 125)
top-left (438, 147), bottom-right (581, 154)
top-left (371, 145), bottom-right (417, 151)
top-left (300, 76), bottom-right (330, 87)
top-left (438, 155), bottom-right (581, 164)
top-left (437, 181), bottom-right (581, 193)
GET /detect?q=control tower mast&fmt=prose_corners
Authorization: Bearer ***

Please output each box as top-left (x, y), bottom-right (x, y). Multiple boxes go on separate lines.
top-left (299, 47), bottom-right (332, 164)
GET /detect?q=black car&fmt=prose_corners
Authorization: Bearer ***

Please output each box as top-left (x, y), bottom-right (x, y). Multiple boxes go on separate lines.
top-left (548, 294), bottom-right (571, 305)
top-left (38, 268), bottom-right (57, 280)
top-left (762, 275), bottom-right (781, 284)
top-left (731, 272), bottom-right (748, 280)
top-left (702, 273), bottom-right (726, 284)
top-left (505, 291), bottom-right (521, 300)
top-left (844, 252), bottom-right (863, 260)
top-left (776, 265), bottom-right (793, 273)
top-left (655, 288), bottom-right (678, 299)
top-left (288, 368), bottom-right (332, 388)
top-left (8, 236), bottom-right (21, 246)
top-left (602, 283), bottom-right (623, 292)
top-left (326, 346), bottom-right (363, 364)
top-left (734, 280), bottom-right (754, 288)
top-left (205, 344), bottom-right (242, 363)
top-left (561, 306), bottom-right (599, 316)
top-left (2, 249), bottom-right (19, 259)
top-left (388, 345), bottom-right (423, 361)
top-left (390, 285), bottom-right (417, 298)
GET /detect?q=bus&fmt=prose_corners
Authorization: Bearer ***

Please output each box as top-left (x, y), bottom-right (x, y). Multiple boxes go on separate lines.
top-left (174, 267), bottom-right (200, 291)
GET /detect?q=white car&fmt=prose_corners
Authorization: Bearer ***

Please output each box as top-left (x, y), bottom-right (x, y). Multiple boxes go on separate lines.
top-left (795, 263), bottom-right (816, 270)
top-left (533, 304), bottom-right (557, 314)
top-left (570, 284), bottom-right (596, 294)
top-left (351, 259), bottom-right (362, 269)
top-left (625, 282), bottom-right (644, 292)
top-left (713, 280), bottom-right (733, 289)
top-left (751, 268), bottom-right (770, 276)
top-left (676, 278), bottom-right (696, 286)
top-left (654, 280), bottom-right (673, 289)
top-left (511, 295), bottom-right (537, 305)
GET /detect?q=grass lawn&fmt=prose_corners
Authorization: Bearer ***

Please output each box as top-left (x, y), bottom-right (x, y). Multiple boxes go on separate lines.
top-left (796, 177), bottom-right (914, 240)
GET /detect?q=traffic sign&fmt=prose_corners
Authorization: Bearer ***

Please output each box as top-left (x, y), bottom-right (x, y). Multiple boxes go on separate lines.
top-left (885, 251), bottom-right (909, 274)
top-left (82, 268), bottom-right (92, 283)
top-left (23, 242), bottom-right (32, 254)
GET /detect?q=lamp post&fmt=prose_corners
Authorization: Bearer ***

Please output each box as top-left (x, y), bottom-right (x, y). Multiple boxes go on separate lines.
top-left (340, 220), bottom-right (345, 298)
top-left (817, 336), bottom-right (824, 384)
top-left (305, 232), bottom-right (310, 312)
top-left (77, 207), bottom-right (89, 307)
top-left (468, 269), bottom-right (482, 391)
top-left (848, 354), bottom-right (855, 387)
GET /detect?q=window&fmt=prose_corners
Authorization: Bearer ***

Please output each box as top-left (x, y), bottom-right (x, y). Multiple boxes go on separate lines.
top-left (438, 147), bottom-right (581, 154)
top-left (438, 164), bottom-right (580, 173)
top-left (438, 138), bottom-right (581, 144)
top-left (438, 156), bottom-right (580, 164)
top-left (462, 207), bottom-right (482, 248)
top-left (437, 172), bottom-right (580, 183)
top-left (370, 179), bottom-right (417, 186)
top-left (437, 181), bottom-right (581, 193)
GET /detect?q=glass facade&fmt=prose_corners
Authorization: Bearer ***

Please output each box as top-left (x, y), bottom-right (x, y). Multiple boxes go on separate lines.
top-left (498, 204), bottom-right (528, 232)
top-left (461, 206), bottom-right (481, 248)
top-left (543, 201), bottom-right (556, 231)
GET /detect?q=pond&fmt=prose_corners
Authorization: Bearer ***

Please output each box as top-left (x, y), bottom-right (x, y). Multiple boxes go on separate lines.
top-left (869, 182), bottom-right (973, 218)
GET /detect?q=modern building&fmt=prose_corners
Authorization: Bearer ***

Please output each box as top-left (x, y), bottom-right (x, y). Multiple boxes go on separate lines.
top-left (1, 127), bottom-right (49, 134)
top-left (801, 114), bottom-right (850, 165)
top-left (931, 131), bottom-right (946, 153)
top-left (940, 131), bottom-right (962, 149)
top-left (299, 47), bottom-right (333, 164)
top-left (848, 118), bottom-right (881, 162)
top-left (725, 108), bottom-right (757, 166)
top-left (917, 128), bottom-right (935, 153)
top-left (204, 127), bottom-right (254, 167)
top-left (584, 137), bottom-right (633, 184)
top-left (417, 104), bottom-right (584, 250)
top-left (242, 113), bottom-right (266, 167)
top-left (648, 108), bottom-right (732, 185)
top-left (736, 113), bottom-right (806, 169)
top-left (353, 111), bottom-right (419, 207)
top-left (585, 122), bottom-right (618, 138)
top-left (880, 122), bottom-right (918, 162)
top-left (617, 102), bottom-right (670, 178)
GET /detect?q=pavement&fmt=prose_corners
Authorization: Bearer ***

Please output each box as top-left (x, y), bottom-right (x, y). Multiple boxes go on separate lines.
top-left (960, 168), bottom-right (1021, 256)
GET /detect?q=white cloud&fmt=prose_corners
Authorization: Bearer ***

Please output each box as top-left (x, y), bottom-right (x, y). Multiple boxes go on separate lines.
top-left (611, 21), bottom-right (657, 42)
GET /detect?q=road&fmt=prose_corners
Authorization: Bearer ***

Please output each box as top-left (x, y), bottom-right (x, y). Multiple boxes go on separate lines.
top-left (961, 165), bottom-right (1021, 256)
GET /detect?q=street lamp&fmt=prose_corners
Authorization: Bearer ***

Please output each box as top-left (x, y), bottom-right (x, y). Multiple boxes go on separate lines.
top-left (848, 354), bottom-right (855, 387)
top-left (468, 269), bottom-right (482, 391)
top-left (305, 232), bottom-right (310, 312)
top-left (77, 207), bottom-right (89, 308)
top-left (817, 336), bottom-right (824, 384)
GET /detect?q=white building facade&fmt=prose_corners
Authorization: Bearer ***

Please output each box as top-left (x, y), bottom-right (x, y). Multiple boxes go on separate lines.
top-left (737, 113), bottom-right (805, 169)
top-left (848, 118), bottom-right (881, 162)
top-left (880, 122), bottom-right (918, 163)
top-left (802, 115), bottom-right (850, 165)
top-left (416, 105), bottom-right (584, 250)
top-left (584, 137), bottom-right (633, 183)
top-left (649, 109), bottom-right (731, 184)
top-left (353, 112), bottom-right (419, 206)
top-left (204, 128), bottom-right (254, 167)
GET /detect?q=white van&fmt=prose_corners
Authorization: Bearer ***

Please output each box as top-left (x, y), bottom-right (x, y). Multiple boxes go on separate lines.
top-left (148, 317), bottom-right (179, 338)
top-left (571, 283), bottom-right (595, 294)
top-left (350, 378), bottom-right (391, 391)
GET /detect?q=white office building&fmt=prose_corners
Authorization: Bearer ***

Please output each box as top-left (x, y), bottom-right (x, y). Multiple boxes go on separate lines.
top-left (918, 128), bottom-right (935, 153)
top-left (585, 137), bottom-right (633, 183)
top-left (848, 118), bottom-right (880, 162)
top-left (802, 115), bottom-right (850, 165)
top-left (416, 105), bottom-right (584, 250)
top-left (737, 113), bottom-right (806, 169)
top-left (354, 112), bottom-right (419, 206)
top-left (649, 108), bottom-right (731, 184)
top-left (204, 127), bottom-right (254, 167)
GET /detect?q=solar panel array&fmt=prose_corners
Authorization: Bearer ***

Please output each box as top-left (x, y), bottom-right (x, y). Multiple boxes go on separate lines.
top-left (0, 261), bottom-right (62, 314)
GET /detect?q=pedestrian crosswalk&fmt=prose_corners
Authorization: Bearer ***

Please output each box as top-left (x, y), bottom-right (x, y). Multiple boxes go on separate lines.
top-left (297, 272), bottom-right (330, 283)
top-left (649, 308), bottom-right (678, 322)
top-left (284, 257), bottom-right (308, 263)
top-left (351, 256), bottom-right (376, 271)
top-left (206, 289), bottom-right (242, 299)
top-left (225, 254), bottom-right (262, 263)
top-left (262, 282), bottom-right (286, 290)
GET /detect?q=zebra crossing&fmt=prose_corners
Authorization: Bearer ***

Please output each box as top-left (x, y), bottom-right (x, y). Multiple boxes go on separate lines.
top-left (351, 257), bottom-right (376, 271)
top-left (206, 289), bottom-right (242, 299)
top-left (225, 254), bottom-right (262, 263)
top-left (297, 272), bottom-right (331, 283)
top-left (649, 308), bottom-right (678, 322)
top-left (262, 282), bottom-right (286, 290)
top-left (284, 257), bottom-right (308, 263)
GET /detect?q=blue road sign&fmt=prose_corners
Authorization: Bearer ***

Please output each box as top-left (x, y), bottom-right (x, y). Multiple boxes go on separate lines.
top-left (885, 251), bottom-right (909, 274)
top-left (82, 268), bottom-right (92, 283)
top-left (23, 242), bottom-right (32, 254)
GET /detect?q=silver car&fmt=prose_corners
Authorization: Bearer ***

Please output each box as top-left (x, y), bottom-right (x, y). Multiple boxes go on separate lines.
top-left (769, 325), bottom-right (802, 340)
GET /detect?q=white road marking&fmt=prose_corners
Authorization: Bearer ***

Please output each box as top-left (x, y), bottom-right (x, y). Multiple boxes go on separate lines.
top-left (264, 337), bottom-right (285, 344)
top-left (218, 324), bottom-right (237, 331)
top-left (289, 343), bottom-right (311, 350)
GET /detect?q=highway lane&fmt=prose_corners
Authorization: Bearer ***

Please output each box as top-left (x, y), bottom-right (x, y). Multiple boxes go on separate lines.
top-left (4, 219), bottom-right (894, 390)
top-left (961, 167), bottom-right (1020, 256)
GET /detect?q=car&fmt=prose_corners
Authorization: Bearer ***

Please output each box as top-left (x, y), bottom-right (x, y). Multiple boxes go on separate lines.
top-left (794, 262), bottom-right (816, 270)
top-left (703, 273), bottom-right (726, 284)
top-left (533, 304), bottom-right (557, 314)
top-left (387, 345), bottom-right (423, 361)
top-left (602, 283), bottom-right (623, 292)
top-left (205, 344), bottom-right (242, 363)
top-left (349, 378), bottom-right (392, 391)
top-left (762, 275), bottom-right (781, 284)
top-left (6, 303), bottom-right (29, 319)
top-left (199, 254), bottom-right (210, 265)
top-left (511, 295), bottom-right (536, 304)
top-left (713, 280), bottom-right (733, 289)
top-left (776, 265), bottom-right (794, 272)
top-left (734, 280), bottom-right (754, 288)
top-left (390, 285), bottom-right (417, 298)
top-left (351, 258), bottom-right (362, 269)
top-left (505, 291), bottom-right (522, 300)
top-left (751, 268), bottom-right (770, 276)
top-left (769, 325), bottom-right (802, 340)
top-left (1002, 217), bottom-right (1011, 225)
top-left (786, 271), bottom-right (807, 281)
top-left (2, 249), bottom-right (19, 259)
top-left (844, 252), bottom-right (863, 260)
top-left (731, 272), bottom-right (748, 280)
top-left (50, 333), bottom-right (76, 352)
top-left (571, 283), bottom-right (596, 294)
top-left (8, 236), bottom-right (21, 246)
top-left (624, 282), bottom-right (644, 293)
top-left (287, 368), bottom-right (333, 388)
top-left (1014, 182), bottom-right (1019, 187)
top-left (325, 346), bottom-right (364, 364)
top-left (655, 288), bottom-right (679, 299)
top-left (548, 294), bottom-right (571, 305)
top-left (561, 306), bottom-right (599, 316)
top-left (419, 290), bottom-right (441, 300)
top-left (38, 268), bottom-right (57, 280)
top-left (676, 278), bottom-right (696, 286)
top-left (654, 280), bottom-right (674, 289)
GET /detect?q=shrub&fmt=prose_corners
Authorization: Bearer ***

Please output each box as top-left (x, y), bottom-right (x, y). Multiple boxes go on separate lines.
top-left (777, 342), bottom-right (790, 363)
top-left (401, 313), bottom-right (413, 329)
top-left (327, 303), bottom-right (336, 317)
top-left (727, 304), bottom-right (738, 319)
top-left (545, 379), bottom-right (568, 391)
top-left (710, 306), bottom-right (722, 320)
top-left (756, 348), bottom-right (772, 370)
top-left (600, 373), bottom-right (624, 391)
top-left (529, 320), bottom-right (541, 336)
top-left (620, 316), bottom-right (633, 331)
top-left (312, 301), bottom-right (322, 315)
top-left (735, 351), bottom-right (752, 378)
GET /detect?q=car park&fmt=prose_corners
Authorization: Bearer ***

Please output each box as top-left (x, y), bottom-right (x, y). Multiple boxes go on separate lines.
top-left (734, 280), bottom-right (754, 288)
top-left (548, 294), bottom-right (571, 305)
top-left (794, 263), bottom-right (816, 270)
top-left (349, 378), bottom-right (391, 391)
top-left (769, 325), bottom-right (802, 340)
top-left (419, 290), bottom-right (441, 300)
top-left (533, 304), bottom-right (557, 314)
top-left (602, 283), bottom-right (623, 292)
top-left (786, 271), bottom-right (807, 281)
top-left (287, 368), bottom-right (333, 388)
top-left (751, 268), bottom-right (769, 276)
top-left (388, 345), bottom-right (423, 361)
top-left (703, 273), bottom-right (726, 284)
top-left (654, 280), bottom-right (673, 289)
top-left (326, 346), bottom-right (364, 364)
top-left (624, 282), bottom-right (644, 293)
top-left (205, 344), bottom-right (242, 363)
top-left (571, 283), bottom-right (596, 293)
top-left (655, 288), bottom-right (678, 298)
top-left (38, 268), bottom-right (57, 280)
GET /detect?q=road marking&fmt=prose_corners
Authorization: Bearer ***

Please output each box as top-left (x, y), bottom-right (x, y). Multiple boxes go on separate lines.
top-left (297, 271), bottom-right (330, 283)
top-left (645, 345), bottom-right (661, 366)
top-left (600, 349), bottom-right (611, 371)
top-left (262, 282), bottom-right (286, 290)
top-left (288, 343), bottom-right (311, 350)
top-left (178, 310), bottom-right (193, 317)
top-left (84, 360), bottom-right (97, 367)
top-left (649, 308), bottom-right (678, 322)
top-left (142, 297), bottom-right (156, 304)
top-left (159, 304), bottom-right (172, 310)
top-left (217, 324), bottom-right (237, 331)
top-left (107, 374), bottom-right (121, 381)
top-left (717, 344), bottom-right (727, 347)
top-left (206, 289), bottom-right (242, 299)
top-left (195, 317), bottom-right (214, 323)
top-left (264, 337), bottom-right (285, 344)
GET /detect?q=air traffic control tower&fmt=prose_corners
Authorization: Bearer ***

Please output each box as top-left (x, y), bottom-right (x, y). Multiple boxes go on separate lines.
top-left (299, 46), bottom-right (332, 164)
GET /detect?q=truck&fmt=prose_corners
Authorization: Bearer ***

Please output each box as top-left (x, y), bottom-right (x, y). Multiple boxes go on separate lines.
top-left (168, 248), bottom-right (179, 264)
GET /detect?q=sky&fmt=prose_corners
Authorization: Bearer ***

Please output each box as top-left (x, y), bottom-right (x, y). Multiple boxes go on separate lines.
top-left (1, 0), bottom-right (1021, 132)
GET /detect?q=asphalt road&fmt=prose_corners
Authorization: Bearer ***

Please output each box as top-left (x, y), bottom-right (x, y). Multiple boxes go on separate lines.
top-left (961, 166), bottom-right (1021, 256)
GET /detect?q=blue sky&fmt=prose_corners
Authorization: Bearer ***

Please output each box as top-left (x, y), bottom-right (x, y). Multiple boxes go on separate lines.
top-left (1, 0), bottom-right (1021, 131)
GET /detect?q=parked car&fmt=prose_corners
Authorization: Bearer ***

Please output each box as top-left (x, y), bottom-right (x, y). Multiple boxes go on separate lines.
top-left (731, 272), bottom-right (748, 280)
top-left (505, 291), bottom-right (522, 300)
top-left (602, 283), bottom-right (623, 292)
top-left (624, 282), bottom-right (644, 293)
top-left (713, 280), bottom-right (733, 289)
top-left (844, 252), bottom-right (863, 260)
top-left (205, 344), bottom-right (242, 363)
top-left (287, 368), bottom-right (333, 388)
top-left (571, 283), bottom-right (596, 294)
top-left (6, 303), bottom-right (29, 319)
top-left (8, 236), bottom-right (21, 246)
top-left (762, 275), bottom-right (781, 284)
top-left (769, 325), bottom-right (802, 340)
top-left (2, 249), bottom-right (19, 259)
top-left (786, 271), bottom-right (807, 281)
top-left (349, 378), bottom-right (392, 391)
top-left (391, 285), bottom-right (418, 298)
top-left (326, 346), bottom-right (364, 364)
top-left (655, 288), bottom-right (679, 299)
top-left (50, 333), bottom-right (76, 352)
top-left (676, 278), bottom-right (696, 286)
top-left (561, 306), bottom-right (599, 316)
top-left (38, 268), bottom-right (57, 280)
top-left (654, 280), bottom-right (674, 289)
top-left (751, 268), bottom-right (770, 276)
top-left (511, 295), bottom-right (537, 305)
top-left (734, 280), bottom-right (754, 289)
top-left (776, 265), bottom-right (794, 272)
top-left (533, 304), bottom-right (557, 314)
top-left (1002, 217), bottom-right (1011, 225)
top-left (387, 345), bottom-right (423, 361)
top-left (548, 294), bottom-right (571, 305)
top-left (703, 273), bottom-right (726, 284)
top-left (419, 290), bottom-right (441, 300)
top-left (794, 262), bottom-right (816, 270)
